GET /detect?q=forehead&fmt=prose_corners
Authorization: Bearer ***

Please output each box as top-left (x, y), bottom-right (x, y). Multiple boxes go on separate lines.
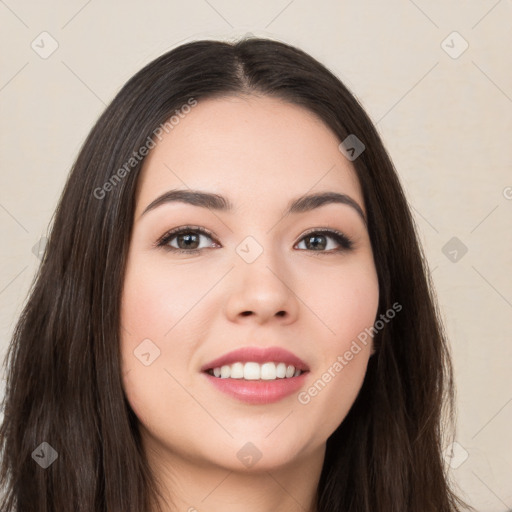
top-left (135, 95), bottom-right (363, 215)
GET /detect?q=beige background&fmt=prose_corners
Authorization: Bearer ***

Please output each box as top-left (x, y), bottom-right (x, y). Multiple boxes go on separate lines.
top-left (1, 1), bottom-right (511, 510)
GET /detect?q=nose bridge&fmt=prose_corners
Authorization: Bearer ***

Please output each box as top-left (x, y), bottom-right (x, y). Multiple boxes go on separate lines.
top-left (239, 236), bottom-right (289, 299)
top-left (224, 232), bottom-right (299, 323)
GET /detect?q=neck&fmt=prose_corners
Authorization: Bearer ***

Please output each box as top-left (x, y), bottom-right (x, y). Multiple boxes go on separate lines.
top-left (143, 433), bottom-right (325, 512)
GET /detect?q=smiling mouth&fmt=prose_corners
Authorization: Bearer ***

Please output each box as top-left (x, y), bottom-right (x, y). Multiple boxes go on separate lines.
top-left (205, 361), bottom-right (307, 380)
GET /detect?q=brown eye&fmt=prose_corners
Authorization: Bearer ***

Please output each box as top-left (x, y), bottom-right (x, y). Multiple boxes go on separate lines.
top-left (173, 232), bottom-right (201, 250)
top-left (157, 226), bottom-right (218, 253)
top-left (296, 230), bottom-right (353, 252)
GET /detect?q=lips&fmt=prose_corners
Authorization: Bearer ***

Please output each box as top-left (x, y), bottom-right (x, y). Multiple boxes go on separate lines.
top-left (200, 346), bottom-right (310, 373)
top-left (201, 346), bottom-right (310, 404)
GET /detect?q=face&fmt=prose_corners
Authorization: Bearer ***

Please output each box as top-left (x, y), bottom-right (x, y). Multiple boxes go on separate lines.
top-left (120, 95), bottom-right (379, 473)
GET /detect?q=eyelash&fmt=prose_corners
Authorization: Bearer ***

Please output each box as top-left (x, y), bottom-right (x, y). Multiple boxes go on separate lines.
top-left (155, 225), bottom-right (353, 255)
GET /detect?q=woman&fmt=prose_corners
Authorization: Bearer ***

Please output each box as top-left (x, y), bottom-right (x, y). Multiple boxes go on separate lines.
top-left (0, 37), bottom-right (471, 512)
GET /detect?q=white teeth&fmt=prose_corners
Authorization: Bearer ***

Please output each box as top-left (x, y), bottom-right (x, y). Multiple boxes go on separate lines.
top-left (276, 362), bottom-right (287, 378)
top-left (208, 361), bottom-right (304, 380)
top-left (260, 362), bottom-right (276, 380)
top-left (230, 362), bottom-right (244, 379)
top-left (244, 362), bottom-right (260, 380)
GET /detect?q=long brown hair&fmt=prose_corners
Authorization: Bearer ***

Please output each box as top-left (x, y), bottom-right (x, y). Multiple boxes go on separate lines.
top-left (1, 37), bottom-right (471, 512)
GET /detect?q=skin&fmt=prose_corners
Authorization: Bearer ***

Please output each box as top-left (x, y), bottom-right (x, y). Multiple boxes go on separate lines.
top-left (120, 95), bottom-right (380, 512)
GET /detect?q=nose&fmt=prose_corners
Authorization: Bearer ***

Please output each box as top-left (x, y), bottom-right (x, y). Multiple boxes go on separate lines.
top-left (224, 255), bottom-right (300, 325)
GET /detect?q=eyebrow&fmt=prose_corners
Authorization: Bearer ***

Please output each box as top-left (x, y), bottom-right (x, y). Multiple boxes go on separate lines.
top-left (141, 189), bottom-right (366, 223)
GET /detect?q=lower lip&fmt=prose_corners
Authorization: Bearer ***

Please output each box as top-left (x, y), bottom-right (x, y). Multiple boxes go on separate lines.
top-left (203, 372), bottom-right (308, 405)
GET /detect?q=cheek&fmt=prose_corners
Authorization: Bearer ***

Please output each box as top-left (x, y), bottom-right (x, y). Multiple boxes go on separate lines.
top-left (302, 255), bottom-right (379, 344)
top-left (119, 253), bottom-right (222, 417)
top-left (295, 257), bottom-right (378, 436)
top-left (299, 350), bottom-right (369, 445)
top-left (120, 254), bottom-right (221, 350)
top-left (119, 259), bottom-right (203, 439)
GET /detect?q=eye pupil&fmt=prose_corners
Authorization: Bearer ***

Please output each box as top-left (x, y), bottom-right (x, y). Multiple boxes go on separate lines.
top-left (178, 232), bottom-right (199, 249)
top-left (306, 235), bottom-right (326, 250)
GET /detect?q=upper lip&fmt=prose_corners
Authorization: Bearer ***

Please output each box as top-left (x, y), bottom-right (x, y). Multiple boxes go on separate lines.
top-left (201, 346), bottom-right (310, 372)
